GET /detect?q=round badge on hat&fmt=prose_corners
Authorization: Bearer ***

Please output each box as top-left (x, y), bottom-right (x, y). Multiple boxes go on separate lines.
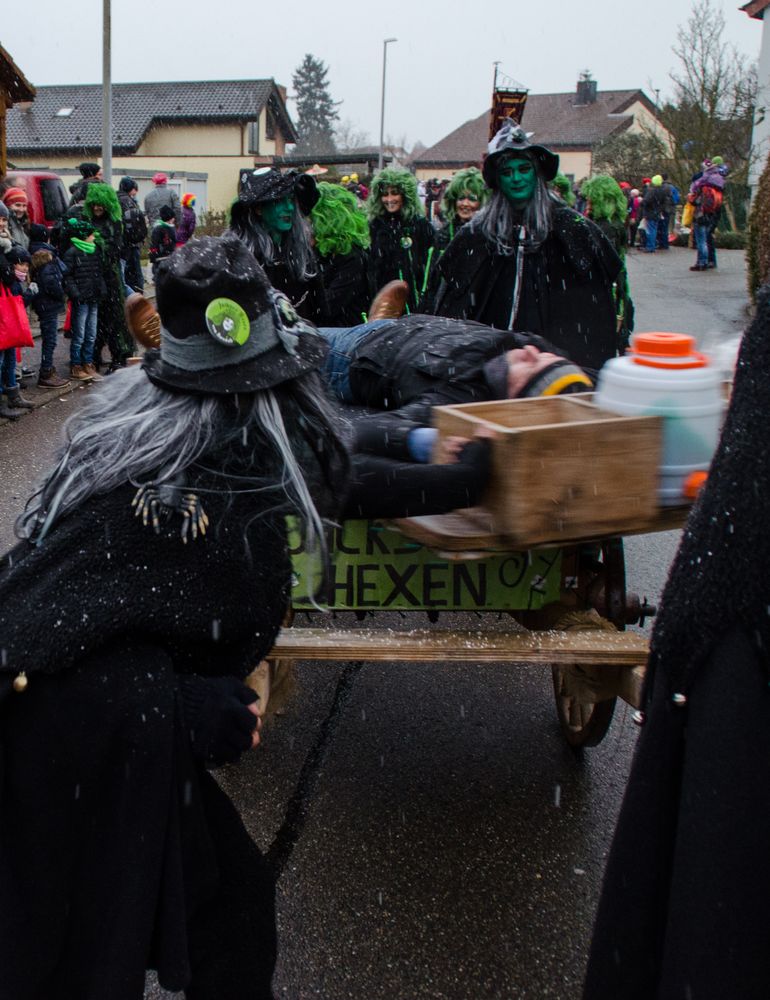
top-left (205, 298), bottom-right (251, 346)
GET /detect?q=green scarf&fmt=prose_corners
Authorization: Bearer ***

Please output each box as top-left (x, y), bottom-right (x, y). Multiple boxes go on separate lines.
top-left (71, 237), bottom-right (96, 254)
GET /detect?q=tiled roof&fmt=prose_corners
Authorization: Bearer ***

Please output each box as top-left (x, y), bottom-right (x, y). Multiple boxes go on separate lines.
top-left (0, 44), bottom-right (35, 103)
top-left (413, 89), bottom-right (653, 167)
top-left (740, 0), bottom-right (770, 19)
top-left (6, 80), bottom-right (296, 154)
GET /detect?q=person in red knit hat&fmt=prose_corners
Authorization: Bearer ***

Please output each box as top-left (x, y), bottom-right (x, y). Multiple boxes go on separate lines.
top-left (2, 188), bottom-right (30, 250)
top-left (144, 172), bottom-right (181, 229)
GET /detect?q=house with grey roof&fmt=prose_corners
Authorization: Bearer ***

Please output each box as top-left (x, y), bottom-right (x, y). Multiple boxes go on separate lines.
top-left (0, 44), bottom-right (35, 175)
top-left (5, 79), bottom-right (296, 213)
top-left (411, 78), bottom-right (669, 183)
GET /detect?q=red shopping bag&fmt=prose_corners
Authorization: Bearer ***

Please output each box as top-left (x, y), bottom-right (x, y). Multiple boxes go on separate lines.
top-left (63, 300), bottom-right (72, 333)
top-left (0, 286), bottom-right (34, 350)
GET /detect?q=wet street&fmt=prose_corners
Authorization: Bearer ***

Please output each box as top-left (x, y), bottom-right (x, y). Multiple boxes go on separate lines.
top-left (0, 246), bottom-right (749, 999)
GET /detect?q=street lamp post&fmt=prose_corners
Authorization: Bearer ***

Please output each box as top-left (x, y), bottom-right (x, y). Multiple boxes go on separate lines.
top-left (102, 0), bottom-right (112, 184)
top-left (378, 37), bottom-right (397, 172)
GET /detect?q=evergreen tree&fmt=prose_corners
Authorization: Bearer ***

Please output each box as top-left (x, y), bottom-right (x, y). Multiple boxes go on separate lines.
top-left (292, 54), bottom-right (339, 154)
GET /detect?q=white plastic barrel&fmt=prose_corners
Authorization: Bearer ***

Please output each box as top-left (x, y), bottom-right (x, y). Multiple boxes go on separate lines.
top-left (595, 332), bottom-right (725, 506)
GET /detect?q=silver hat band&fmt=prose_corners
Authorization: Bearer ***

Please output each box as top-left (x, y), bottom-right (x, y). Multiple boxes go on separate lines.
top-left (160, 310), bottom-right (280, 371)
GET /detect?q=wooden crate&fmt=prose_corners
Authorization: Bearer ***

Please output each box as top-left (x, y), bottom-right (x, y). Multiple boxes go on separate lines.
top-left (433, 395), bottom-right (663, 546)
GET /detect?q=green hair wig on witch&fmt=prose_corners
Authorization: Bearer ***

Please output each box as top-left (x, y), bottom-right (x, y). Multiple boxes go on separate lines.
top-left (83, 182), bottom-right (122, 223)
top-left (550, 173), bottom-right (576, 207)
top-left (580, 174), bottom-right (627, 224)
top-left (311, 182), bottom-right (371, 257)
top-left (366, 167), bottom-right (422, 222)
top-left (441, 167), bottom-right (489, 223)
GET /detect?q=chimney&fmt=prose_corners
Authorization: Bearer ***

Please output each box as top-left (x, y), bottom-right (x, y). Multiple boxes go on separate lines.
top-left (575, 73), bottom-right (597, 105)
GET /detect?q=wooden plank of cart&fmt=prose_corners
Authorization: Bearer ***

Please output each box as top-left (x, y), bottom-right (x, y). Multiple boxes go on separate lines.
top-left (268, 395), bottom-right (691, 749)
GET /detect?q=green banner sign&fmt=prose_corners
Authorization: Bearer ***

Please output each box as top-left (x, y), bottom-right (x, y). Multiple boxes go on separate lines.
top-left (289, 520), bottom-right (562, 612)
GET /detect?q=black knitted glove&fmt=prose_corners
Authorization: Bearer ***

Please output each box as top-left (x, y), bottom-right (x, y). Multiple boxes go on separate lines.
top-left (177, 675), bottom-right (258, 766)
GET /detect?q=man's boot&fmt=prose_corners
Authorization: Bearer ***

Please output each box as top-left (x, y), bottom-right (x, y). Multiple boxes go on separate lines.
top-left (367, 280), bottom-right (409, 321)
top-left (70, 365), bottom-right (93, 381)
top-left (0, 394), bottom-right (27, 420)
top-left (6, 387), bottom-right (34, 410)
top-left (38, 368), bottom-right (70, 389)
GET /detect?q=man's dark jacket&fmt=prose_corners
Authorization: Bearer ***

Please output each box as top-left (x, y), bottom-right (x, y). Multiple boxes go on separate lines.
top-left (427, 205), bottom-right (622, 375)
top-left (347, 314), bottom-right (533, 459)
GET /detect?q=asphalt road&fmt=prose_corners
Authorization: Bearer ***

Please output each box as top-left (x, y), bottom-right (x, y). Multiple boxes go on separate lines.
top-left (0, 246), bottom-right (749, 1000)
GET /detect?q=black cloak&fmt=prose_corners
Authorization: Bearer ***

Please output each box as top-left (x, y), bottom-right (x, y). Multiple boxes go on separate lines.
top-left (583, 288), bottom-right (770, 1000)
top-left (429, 204), bottom-right (623, 375)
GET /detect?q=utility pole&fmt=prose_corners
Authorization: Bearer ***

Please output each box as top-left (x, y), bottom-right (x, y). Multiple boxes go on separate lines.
top-left (378, 38), bottom-right (397, 172)
top-left (102, 0), bottom-right (112, 184)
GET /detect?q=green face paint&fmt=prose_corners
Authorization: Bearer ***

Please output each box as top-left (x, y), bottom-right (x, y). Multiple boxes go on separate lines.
top-left (260, 196), bottom-right (295, 238)
top-left (497, 155), bottom-right (537, 206)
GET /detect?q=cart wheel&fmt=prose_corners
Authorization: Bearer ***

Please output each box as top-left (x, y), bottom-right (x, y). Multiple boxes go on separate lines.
top-left (545, 607), bottom-right (620, 749)
top-left (552, 664), bottom-right (617, 748)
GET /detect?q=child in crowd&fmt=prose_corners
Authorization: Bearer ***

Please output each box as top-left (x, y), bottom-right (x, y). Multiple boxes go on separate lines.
top-left (28, 224), bottom-right (69, 388)
top-left (62, 220), bottom-right (106, 381)
top-left (177, 193), bottom-right (197, 245)
top-left (0, 245), bottom-right (37, 416)
top-left (149, 205), bottom-right (177, 275)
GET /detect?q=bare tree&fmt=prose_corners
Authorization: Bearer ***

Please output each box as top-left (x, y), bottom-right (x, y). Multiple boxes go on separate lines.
top-left (592, 132), bottom-right (668, 187)
top-left (334, 119), bottom-right (372, 152)
top-left (655, 0), bottom-right (756, 193)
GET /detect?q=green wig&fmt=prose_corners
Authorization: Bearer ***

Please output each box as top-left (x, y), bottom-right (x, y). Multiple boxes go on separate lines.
top-left (366, 167), bottom-right (422, 222)
top-left (580, 175), bottom-right (627, 224)
top-left (311, 182), bottom-right (371, 257)
top-left (550, 173), bottom-right (576, 207)
top-left (83, 182), bottom-right (122, 223)
top-left (441, 167), bottom-right (489, 224)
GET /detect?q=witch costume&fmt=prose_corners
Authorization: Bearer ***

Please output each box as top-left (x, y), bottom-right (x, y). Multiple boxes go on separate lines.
top-left (428, 123), bottom-right (623, 377)
top-left (582, 287), bottom-right (770, 1000)
top-left (366, 168), bottom-right (436, 314)
top-left (228, 167), bottom-right (327, 324)
top-left (0, 235), bottom-right (341, 1000)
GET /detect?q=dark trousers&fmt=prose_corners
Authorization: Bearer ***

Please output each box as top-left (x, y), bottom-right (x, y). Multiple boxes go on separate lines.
top-left (657, 212), bottom-right (670, 249)
top-left (123, 245), bottom-right (144, 292)
top-left (37, 312), bottom-right (59, 371)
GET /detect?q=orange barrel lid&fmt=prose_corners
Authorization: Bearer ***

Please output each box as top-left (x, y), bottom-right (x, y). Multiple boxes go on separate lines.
top-left (630, 332), bottom-right (707, 370)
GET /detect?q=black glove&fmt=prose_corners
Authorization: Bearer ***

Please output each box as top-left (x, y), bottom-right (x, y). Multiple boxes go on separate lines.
top-left (457, 438), bottom-right (492, 484)
top-left (177, 674), bottom-right (258, 766)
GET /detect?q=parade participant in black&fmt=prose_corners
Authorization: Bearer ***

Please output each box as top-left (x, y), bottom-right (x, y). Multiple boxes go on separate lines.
top-left (429, 120), bottom-right (623, 377)
top-left (228, 166), bottom-right (327, 323)
top-left (310, 181), bottom-right (371, 325)
top-left (366, 167), bottom-right (435, 313)
top-left (0, 235), bottom-right (347, 1000)
top-left (420, 167), bottom-right (489, 313)
top-left (82, 182), bottom-right (134, 370)
top-left (580, 174), bottom-right (635, 350)
top-left (583, 287), bottom-right (770, 1000)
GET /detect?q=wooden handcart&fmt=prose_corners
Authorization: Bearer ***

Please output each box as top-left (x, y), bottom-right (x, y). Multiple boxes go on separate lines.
top-left (267, 394), bottom-right (690, 748)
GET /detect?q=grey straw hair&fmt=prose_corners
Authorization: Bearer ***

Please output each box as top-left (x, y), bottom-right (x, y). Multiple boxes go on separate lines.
top-left (17, 365), bottom-right (336, 559)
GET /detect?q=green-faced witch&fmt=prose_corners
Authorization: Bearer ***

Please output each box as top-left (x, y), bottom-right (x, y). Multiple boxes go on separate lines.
top-left (428, 119), bottom-right (629, 378)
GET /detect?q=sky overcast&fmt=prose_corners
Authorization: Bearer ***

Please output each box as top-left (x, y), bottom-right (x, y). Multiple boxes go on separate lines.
top-left (1, 0), bottom-right (762, 151)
